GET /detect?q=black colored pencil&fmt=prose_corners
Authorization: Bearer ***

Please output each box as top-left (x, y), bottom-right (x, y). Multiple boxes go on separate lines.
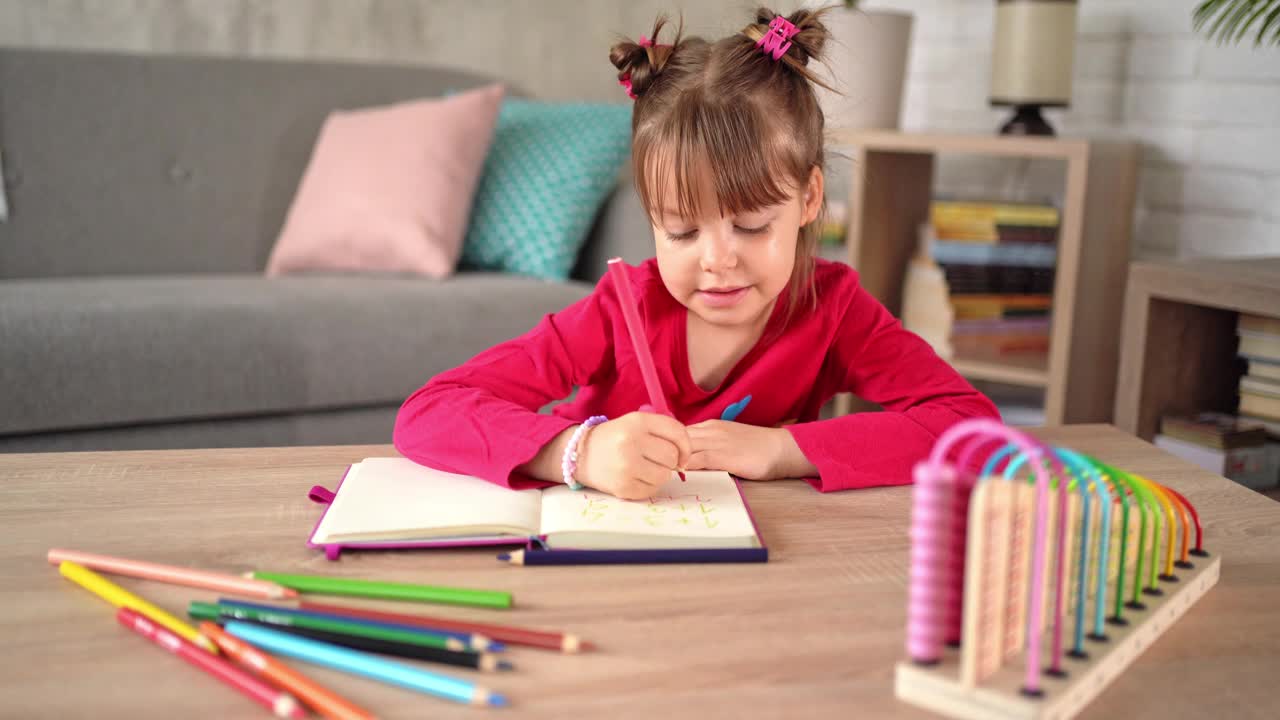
top-left (222, 617), bottom-right (513, 672)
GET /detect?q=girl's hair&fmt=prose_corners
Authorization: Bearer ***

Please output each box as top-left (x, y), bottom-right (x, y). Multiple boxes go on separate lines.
top-left (609, 6), bottom-right (834, 322)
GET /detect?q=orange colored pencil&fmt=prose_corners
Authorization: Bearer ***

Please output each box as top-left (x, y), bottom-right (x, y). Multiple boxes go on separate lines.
top-left (48, 548), bottom-right (297, 601)
top-left (201, 622), bottom-right (377, 720)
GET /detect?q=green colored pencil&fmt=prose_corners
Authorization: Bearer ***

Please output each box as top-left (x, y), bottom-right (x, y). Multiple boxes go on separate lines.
top-left (244, 571), bottom-right (513, 609)
top-left (188, 601), bottom-right (470, 651)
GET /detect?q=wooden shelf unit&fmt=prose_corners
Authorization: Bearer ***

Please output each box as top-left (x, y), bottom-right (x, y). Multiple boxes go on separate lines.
top-left (830, 130), bottom-right (1139, 425)
top-left (1114, 257), bottom-right (1280, 440)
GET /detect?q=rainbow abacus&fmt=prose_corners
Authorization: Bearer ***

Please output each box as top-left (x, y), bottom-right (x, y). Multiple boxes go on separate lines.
top-left (897, 419), bottom-right (1220, 720)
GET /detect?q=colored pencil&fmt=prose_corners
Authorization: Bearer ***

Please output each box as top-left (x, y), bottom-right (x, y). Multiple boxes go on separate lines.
top-left (59, 560), bottom-right (219, 654)
top-left (607, 257), bottom-right (687, 482)
top-left (47, 548), bottom-right (297, 600)
top-left (117, 608), bottom-right (305, 719)
top-left (246, 571), bottom-right (512, 609)
top-left (217, 599), bottom-right (500, 651)
top-left (200, 622), bottom-right (378, 720)
top-left (497, 547), bottom-right (769, 565)
top-left (300, 600), bottom-right (594, 653)
top-left (225, 621), bottom-right (508, 707)
top-left (212, 617), bottom-right (512, 672)
top-left (189, 601), bottom-right (471, 652)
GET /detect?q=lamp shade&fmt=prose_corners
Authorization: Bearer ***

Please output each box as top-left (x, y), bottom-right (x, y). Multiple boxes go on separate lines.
top-left (990, 0), bottom-right (1078, 108)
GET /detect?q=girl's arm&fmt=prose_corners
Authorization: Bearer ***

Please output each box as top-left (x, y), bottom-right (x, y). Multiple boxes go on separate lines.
top-left (393, 277), bottom-right (618, 489)
top-left (782, 280), bottom-right (1001, 492)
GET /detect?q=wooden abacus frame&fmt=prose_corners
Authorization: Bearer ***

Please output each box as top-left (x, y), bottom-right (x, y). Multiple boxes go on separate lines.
top-left (898, 420), bottom-right (1220, 720)
top-left (895, 552), bottom-right (1218, 720)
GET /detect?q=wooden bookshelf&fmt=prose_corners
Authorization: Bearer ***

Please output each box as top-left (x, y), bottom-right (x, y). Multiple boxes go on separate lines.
top-left (829, 130), bottom-right (1139, 425)
top-left (1115, 257), bottom-right (1280, 440)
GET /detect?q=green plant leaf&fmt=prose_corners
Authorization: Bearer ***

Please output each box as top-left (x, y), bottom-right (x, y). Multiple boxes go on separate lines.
top-left (1259, 3), bottom-right (1280, 45)
top-left (1193, 0), bottom-right (1280, 46)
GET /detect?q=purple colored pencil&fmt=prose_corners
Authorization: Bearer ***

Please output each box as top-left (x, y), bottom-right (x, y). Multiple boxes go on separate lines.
top-left (497, 548), bottom-right (767, 566)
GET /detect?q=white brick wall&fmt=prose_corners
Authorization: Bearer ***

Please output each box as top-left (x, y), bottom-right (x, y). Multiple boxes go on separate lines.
top-left (864, 0), bottom-right (1280, 259)
top-left (4, 0), bottom-right (1276, 259)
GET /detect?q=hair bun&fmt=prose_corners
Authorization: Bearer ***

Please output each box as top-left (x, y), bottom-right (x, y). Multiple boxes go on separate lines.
top-left (751, 5), bottom-right (830, 67)
top-left (608, 16), bottom-right (681, 99)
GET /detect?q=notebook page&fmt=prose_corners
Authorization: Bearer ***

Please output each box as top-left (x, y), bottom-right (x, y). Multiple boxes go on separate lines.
top-left (312, 458), bottom-right (543, 543)
top-left (537, 471), bottom-right (758, 545)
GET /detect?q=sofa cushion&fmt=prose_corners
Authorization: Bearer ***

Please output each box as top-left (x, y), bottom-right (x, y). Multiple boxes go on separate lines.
top-left (0, 274), bottom-right (591, 436)
top-left (266, 85), bottom-right (505, 279)
top-left (460, 99), bottom-right (633, 280)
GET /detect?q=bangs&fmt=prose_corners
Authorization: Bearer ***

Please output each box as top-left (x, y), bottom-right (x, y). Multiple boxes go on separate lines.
top-left (634, 95), bottom-right (805, 222)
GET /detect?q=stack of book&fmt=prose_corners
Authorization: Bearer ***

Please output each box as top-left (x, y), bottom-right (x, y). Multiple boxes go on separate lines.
top-left (927, 199), bottom-right (1059, 358)
top-left (1238, 314), bottom-right (1280, 438)
top-left (1155, 412), bottom-right (1277, 491)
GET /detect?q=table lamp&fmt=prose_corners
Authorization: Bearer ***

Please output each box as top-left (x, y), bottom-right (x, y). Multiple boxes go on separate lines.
top-left (990, 0), bottom-right (1078, 136)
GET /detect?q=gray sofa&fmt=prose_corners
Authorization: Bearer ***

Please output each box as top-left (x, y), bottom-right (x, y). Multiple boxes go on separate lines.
top-left (0, 48), bottom-right (652, 453)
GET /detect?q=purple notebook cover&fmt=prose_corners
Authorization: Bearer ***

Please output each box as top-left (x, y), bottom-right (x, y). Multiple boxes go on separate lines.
top-left (306, 464), bottom-right (768, 561)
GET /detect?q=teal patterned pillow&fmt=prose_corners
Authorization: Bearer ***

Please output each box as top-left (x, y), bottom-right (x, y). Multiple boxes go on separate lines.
top-left (460, 100), bottom-right (632, 280)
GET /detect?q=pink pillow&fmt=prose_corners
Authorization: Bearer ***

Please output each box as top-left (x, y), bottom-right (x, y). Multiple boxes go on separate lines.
top-left (266, 84), bottom-right (504, 278)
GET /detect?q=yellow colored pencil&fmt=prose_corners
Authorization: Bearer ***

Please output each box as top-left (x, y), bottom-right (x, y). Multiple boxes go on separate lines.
top-left (59, 561), bottom-right (218, 654)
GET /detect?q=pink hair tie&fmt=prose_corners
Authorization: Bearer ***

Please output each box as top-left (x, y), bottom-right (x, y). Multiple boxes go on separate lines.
top-left (618, 71), bottom-right (637, 100)
top-left (639, 34), bottom-right (654, 48)
top-left (757, 16), bottom-right (798, 61)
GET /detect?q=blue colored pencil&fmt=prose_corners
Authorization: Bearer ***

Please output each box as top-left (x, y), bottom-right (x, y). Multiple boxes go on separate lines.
top-left (224, 621), bottom-right (508, 708)
top-left (216, 598), bottom-right (504, 652)
top-left (496, 547), bottom-right (768, 565)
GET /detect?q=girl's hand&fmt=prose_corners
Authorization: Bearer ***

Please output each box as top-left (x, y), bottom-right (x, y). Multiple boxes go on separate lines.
top-left (576, 410), bottom-right (692, 500)
top-left (686, 421), bottom-right (812, 480)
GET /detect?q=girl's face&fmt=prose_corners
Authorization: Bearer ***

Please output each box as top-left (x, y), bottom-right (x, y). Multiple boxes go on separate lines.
top-left (651, 162), bottom-right (824, 330)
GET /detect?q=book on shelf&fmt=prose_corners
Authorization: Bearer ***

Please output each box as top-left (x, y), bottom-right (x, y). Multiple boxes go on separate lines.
top-left (902, 201), bottom-right (1060, 367)
top-left (1237, 314), bottom-right (1280, 423)
top-left (931, 200), bottom-right (1060, 228)
top-left (930, 199), bottom-right (1061, 244)
top-left (1239, 313), bottom-right (1280, 337)
top-left (1245, 358), bottom-right (1280, 383)
top-left (1240, 392), bottom-right (1280, 423)
top-left (940, 264), bottom-right (1054, 295)
top-left (1159, 412), bottom-right (1269, 450)
top-left (1241, 375), bottom-right (1280, 399)
top-left (1240, 414), bottom-right (1280, 440)
top-left (1239, 332), bottom-right (1280, 364)
top-left (1154, 434), bottom-right (1277, 491)
top-left (949, 294), bottom-right (1052, 320)
top-left (951, 317), bottom-right (1052, 355)
top-left (930, 238), bottom-right (1057, 267)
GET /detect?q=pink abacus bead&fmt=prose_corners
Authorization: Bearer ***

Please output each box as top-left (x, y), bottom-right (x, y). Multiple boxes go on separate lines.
top-left (906, 461), bottom-right (956, 664)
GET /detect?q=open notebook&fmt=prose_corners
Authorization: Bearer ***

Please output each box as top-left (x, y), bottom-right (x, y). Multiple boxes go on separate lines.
top-left (307, 458), bottom-right (766, 558)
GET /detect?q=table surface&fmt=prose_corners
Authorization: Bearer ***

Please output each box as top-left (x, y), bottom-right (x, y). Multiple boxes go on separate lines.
top-left (2, 425), bottom-right (1277, 720)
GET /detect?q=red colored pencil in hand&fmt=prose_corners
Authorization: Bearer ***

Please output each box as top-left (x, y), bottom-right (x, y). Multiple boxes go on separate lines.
top-left (608, 257), bottom-right (687, 481)
top-left (116, 608), bottom-right (305, 718)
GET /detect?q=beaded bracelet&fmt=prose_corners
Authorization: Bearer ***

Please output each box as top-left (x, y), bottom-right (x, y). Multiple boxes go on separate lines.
top-left (561, 415), bottom-right (608, 490)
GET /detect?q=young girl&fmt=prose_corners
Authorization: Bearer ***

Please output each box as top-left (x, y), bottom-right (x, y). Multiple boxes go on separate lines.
top-left (395, 8), bottom-right (999, 499)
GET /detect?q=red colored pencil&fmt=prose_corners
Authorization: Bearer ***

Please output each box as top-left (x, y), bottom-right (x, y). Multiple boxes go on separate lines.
top-left (201, 622), bottom-right (376, 720)
top-left (116, 607), bottom-right (306, 718)
top-left (607, 257), bottom-right (686, 481)
top-left (300, 600), bottom-right (594, 653)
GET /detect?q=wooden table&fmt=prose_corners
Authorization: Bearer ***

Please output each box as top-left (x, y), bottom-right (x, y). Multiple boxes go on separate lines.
top-left (1115, 256), bottom-right (1280, 440)
top-left (2, 425), bottom-right (1277, 719)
